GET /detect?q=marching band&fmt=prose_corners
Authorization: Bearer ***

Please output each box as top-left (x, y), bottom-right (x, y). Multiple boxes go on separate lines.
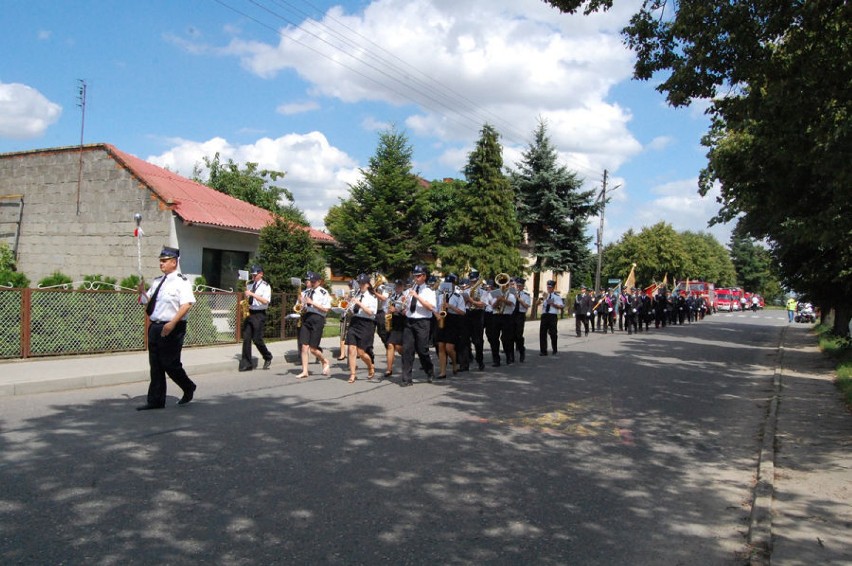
top-left (277, 265), bottom-right (712, 386)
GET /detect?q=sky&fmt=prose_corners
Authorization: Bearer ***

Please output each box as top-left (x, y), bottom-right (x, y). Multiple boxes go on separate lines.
top-left (0, 0), bottom-right (733, 249)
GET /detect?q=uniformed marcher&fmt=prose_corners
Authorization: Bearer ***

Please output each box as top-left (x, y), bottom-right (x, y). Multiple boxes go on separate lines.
top-left (239, 264), bottom-right (273, 372)
top-left (345, 273), bottom-right (377, 383)
top-left (483, 279), bottom-right (502, 367)
top-left (574, 285), bottom-right (592, 337)
top-left (136, 246), bottom-right (197, 410)
top-left (400, 265), bottom-right (436, 386)
top-left (495, 279), bottom-right (517, 364)
top-left (436, 273), bottom-right (465, 379)
top-left (297, 271), bottom-right (332, 378)
top-left (512, 277), bottom-right (531, 362)
top-left (463, 270), bottom-right (486, 371)
top-left (538, 280), bottom-right (563, 355)
top-left (625, 287), bottom-right (642, 335)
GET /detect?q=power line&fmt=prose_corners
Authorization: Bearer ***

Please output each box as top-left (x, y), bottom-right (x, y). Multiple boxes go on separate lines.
top-left (209, 0), bottom-right (603, 179)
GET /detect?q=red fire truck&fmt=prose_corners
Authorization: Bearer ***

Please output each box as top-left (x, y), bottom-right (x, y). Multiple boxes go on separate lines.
top-left (674, 281), bottom-right (716, 312)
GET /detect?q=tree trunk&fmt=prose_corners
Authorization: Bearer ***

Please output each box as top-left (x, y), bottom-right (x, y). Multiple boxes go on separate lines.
top-left (832, 304), bottom-right (851, 337)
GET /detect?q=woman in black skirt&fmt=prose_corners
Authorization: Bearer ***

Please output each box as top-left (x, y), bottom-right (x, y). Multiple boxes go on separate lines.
top-left (436, 274), bottom-right (466, 379)
top-left (345, 273), bottom-right (377, 382)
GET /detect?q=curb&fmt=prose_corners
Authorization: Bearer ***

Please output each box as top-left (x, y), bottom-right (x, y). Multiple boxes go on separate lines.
top-left (748, 324), bottom-right (786, 564)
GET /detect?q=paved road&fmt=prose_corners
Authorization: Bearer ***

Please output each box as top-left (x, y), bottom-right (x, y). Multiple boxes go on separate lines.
top-left (0, 312), bottom-right (790, 564)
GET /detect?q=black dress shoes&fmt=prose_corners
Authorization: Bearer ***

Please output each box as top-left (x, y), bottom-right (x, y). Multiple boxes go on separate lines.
top-left (262, 358), bottom-right (272, 370)
top-left (400, 380), bottom-right (412, 387)
top-left (178, 384), bottom-right (196, 405)
top-left (136, 404), bottom-right (164, 411)
top-left (239, 364), bottom-right (253, 372)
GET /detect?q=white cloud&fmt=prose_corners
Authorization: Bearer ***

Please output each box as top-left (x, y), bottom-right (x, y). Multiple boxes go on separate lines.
top-left (605, 177), bottom-right (734, 245)
top-left (213, 0), bottom-right (640, 164)
top-left (0, 82), bottom-right (62, 139)
top-left (148, 132), bottom-right (361, 228)
top-left (276, 100), bottom-right (320, 115)
top-left (37, 30), bottom-right (51, 41)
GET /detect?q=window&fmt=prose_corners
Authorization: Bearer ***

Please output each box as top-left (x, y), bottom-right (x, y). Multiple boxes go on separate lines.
top-left (202, 248), bottom-right (249, 290)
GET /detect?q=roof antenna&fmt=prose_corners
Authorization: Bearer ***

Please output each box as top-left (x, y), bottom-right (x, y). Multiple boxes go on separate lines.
top-left (76, 79), bottom-right (87, 215)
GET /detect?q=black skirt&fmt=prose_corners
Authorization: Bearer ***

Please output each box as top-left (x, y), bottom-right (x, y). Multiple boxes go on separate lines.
top-left (345, 316), bottom-right (375, 349)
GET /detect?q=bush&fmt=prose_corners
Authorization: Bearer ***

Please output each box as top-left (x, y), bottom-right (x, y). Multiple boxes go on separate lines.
top-left (120, 274), bottom-right (144, 291)
top-left (0, 270), bottom-right (29, 289)
top-left (39, 271), bottom-right (72, 288)
top-left (0, 242), bottom-right (14, 271)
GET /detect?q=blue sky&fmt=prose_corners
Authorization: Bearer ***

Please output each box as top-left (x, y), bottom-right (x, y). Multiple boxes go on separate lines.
top-left (0, 0), bottom-right (732, 247)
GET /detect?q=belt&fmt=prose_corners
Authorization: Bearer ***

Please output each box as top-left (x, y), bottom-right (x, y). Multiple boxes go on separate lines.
top-left (249, 309), bottom-right (267, 313)
top-left (150, 320), bottom-right (185, 325)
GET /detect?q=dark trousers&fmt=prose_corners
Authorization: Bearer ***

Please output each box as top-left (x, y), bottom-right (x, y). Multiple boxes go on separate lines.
top-left (575, 313), bottom-right (589, 336)
top-left (485, 312), bottom-right (501, 364)
top-left (456, 312), bottom-right (473, 369)
top-left (513, 312), bottom-right (526, 360)
top-left (500, 315), bottom-right (515, 362)
top-left (625, 313), bottom-right (638, 334)
top-left (242, 311), bottom-right (272, 364)
top-left (402, 318), bottom-right (434, 382)
top-left (147, 321), bottom-right (195, 407)
top-left (540, 313), bottom-right (558, 353)
top-left (466, 310), bottom-right (485, 368)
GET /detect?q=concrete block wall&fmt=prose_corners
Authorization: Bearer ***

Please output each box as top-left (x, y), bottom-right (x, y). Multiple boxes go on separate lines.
top-left (0, 146), bottom-right (171, 285)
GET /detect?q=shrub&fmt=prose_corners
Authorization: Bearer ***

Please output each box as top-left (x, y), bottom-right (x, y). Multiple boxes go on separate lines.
top-left (80, 274), bottom-right (118, 290)
top-left (0, 270), bottom-right (29, 289)
top-left (39, 271), bottom-right (72, 288)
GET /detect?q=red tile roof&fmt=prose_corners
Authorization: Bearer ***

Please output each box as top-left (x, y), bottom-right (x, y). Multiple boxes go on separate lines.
top-left (105, 144), bottom-right (335, 243)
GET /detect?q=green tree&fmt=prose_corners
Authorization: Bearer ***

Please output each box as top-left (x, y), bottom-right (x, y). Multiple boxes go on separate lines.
top-left (324, 127), bottom-right (431, 279)
top-left (602, 222), bottom-right (690, 287)
top-left (510, 118), bottom-right (599, 297)
top-left (419, 177), bottom-right (465, 252)
top-left (256, 217), bottom-right (326, 292)
top-left (543, 0), bottom-right (851, 333)
top-left (440, 124), bottom-right (524, 277)
top-left (680, 231), bottom-right (736, 287)
top-left (193, 153), bottom-right (307, 225)
top-left (729, 226), bottom-right (776, 296)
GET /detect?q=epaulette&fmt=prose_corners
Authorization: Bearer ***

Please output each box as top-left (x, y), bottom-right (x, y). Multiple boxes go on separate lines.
top-left (177, 273), bottom-right (188, 280)
top-left (317, 287), bottom-right (328, 295)
top-left (552, 291), bottom-right (560, 296)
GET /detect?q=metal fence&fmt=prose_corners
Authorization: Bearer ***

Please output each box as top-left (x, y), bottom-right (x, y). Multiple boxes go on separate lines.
top-left (0, 287), bottom-right (299, 359)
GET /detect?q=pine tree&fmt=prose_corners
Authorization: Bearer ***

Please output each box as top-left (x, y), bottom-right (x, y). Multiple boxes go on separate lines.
top-left (440, 124), bottom-right (524, 278)
top-left (325, 127), bottom-right (430, 279)
top-left (256, 217), bottom-right (325, 292)
top-left (511, 119), bottom-right (598, 297)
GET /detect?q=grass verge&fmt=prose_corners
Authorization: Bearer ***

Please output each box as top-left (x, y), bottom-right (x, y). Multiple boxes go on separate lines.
top-left (815, 323), bottom-right (852, 407)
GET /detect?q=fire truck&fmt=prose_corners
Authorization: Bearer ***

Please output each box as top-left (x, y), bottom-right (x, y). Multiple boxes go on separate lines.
top-left (715, 287), bottom-right (741, 312)
top-left (674, 281), bottom-right (716, 313)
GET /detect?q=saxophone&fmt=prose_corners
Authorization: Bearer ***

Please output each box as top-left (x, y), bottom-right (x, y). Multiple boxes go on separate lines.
top-left (436, 291), bottom-right (448, 329)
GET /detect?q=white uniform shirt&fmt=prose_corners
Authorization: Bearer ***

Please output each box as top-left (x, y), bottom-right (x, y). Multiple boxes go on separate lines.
top-left (248, 279), bottom-right (271, 311)
top-left (306, 286), bottom-right (331, 317)
top-left (146, 272), bottom-right (195, 322)
top-left (483, 290), bottom-right (496, 314)
top-left (447, 290), bottom-right (466, 315)
top-left (516, 290), bottom-right (532, 313)
top-left (406, 284), bottom-right (436, 319)
top-left (353, 291), bottom-right (378, 320)
top-left (541, 292), bottom-right (564, 314)
top-left (500, 292), bottom-right (517, 316)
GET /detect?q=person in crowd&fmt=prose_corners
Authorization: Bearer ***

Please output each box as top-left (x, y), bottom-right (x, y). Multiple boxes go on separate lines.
top-left (239, 264), bottom-right (273, 372)
top-left (136, 246), bottom-right (196, 410)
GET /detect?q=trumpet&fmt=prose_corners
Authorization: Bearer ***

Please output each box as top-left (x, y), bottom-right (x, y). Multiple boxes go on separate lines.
top-left (494, 273), bottom-right (511, 314)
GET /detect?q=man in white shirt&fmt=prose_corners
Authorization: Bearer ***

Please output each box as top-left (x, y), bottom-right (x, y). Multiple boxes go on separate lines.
top-left (137, 246), bottom-right (197, 410)
top-left (239, 264), bottom-right (273, 372)
top-left (400, 265), bottom-right (436, 386)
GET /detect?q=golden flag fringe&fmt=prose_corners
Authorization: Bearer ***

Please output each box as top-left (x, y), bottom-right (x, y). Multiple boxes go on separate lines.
top-left (662, 273), bottom-right (669, 288)
top-left (624, 263), bottom-right (636, 290)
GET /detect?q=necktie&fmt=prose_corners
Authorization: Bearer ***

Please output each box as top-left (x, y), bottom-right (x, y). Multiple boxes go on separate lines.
top-left (249, 281), bottom-right (257, 305)
top-left (409, 286), bottom-right (419, 313)
top-left (545, 293), bottom-right (550, 314)
top-left (145, 276), bottom-right (166, 317)
top-left (513, 293), bottom-right (520, 314)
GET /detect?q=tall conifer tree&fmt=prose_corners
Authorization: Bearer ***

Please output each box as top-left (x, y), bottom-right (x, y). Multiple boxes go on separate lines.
top-left (325, 127), bottom-right (429, 279)
top-left (440, 124), bottom-right (524, 277)
top-left (511, 119), bottom-right (598, 297)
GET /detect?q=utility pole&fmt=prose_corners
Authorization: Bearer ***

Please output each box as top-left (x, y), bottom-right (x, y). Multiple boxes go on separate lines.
top-left (594, 169), bottom-right (620, 293)
top-left (76, 79), bottom-right (87, 215)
